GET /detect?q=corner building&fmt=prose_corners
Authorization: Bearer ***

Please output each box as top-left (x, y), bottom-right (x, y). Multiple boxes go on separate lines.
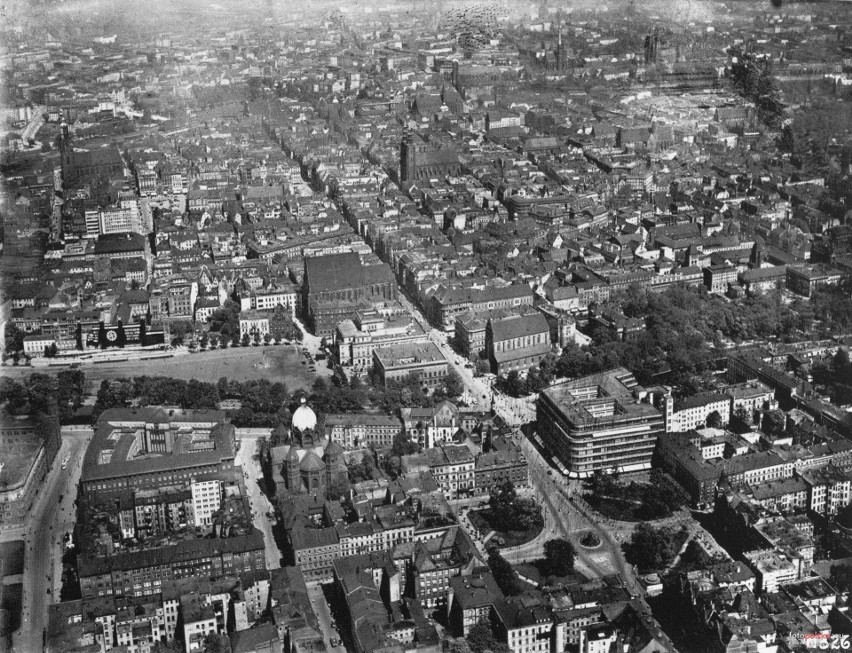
top-left (536, 368), bottom-right (665, 478)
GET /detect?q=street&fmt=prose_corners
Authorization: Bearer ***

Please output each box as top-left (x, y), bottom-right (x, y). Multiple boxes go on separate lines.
top-left (307, 585), bottom-right (346, 653)
top-left (235, 435), bottom-right (281, 570)
top-left (394, 291), bottom-right (633, 585)
top-left (5, 428), bottom-right (93, 653)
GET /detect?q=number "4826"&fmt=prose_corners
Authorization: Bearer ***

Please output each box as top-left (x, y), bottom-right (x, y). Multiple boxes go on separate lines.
top-left (805, 635), bottom-right (852, 650)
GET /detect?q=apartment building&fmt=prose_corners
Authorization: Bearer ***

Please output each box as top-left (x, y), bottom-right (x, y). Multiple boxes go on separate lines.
top-left (191, 480), bottom-right (222, 527)
top-left (324, 412), bottom-right (403, 448)
top-left (663, 392), bottom-right (731, 432)
top-left (239, 310), bottom-right (270, 338)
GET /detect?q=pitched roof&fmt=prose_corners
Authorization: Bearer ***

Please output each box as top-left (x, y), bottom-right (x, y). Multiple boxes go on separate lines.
top-left (489, 312), bottom-right (549, 342)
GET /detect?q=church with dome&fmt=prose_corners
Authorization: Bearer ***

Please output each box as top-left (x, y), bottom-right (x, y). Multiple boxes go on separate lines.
top-left (267, 398), bottom-right (349, 499)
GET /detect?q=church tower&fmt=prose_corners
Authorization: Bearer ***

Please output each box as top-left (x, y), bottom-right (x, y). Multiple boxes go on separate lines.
top-left (285, 447), bottom-right (300, 491)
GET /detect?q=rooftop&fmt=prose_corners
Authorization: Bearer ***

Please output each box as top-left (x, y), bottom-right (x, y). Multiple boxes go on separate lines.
top-left (81, 407), bottom-right (234, 484)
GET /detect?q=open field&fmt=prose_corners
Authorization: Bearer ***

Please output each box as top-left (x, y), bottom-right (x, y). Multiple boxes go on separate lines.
top-left (87, 346), bottom-right (330, 389)
top-left (4, 345), bottom-right (329, 391)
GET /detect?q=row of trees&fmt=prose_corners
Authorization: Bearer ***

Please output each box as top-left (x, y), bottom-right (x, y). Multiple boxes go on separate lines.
top-left (207, 301), bottom-right (302, 346)
top-left (93, 375), bottom-right (291, 427)
top-left (0, 370), bottom-right (86, 421)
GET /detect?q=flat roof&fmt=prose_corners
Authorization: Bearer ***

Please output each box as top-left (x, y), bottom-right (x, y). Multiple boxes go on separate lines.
top-left (81, 407), bottom-right (234, 483)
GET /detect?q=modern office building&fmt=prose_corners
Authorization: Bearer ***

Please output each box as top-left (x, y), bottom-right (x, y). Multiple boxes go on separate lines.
top-left (536, 368), bottom-right (665, 478)
top-left (80, 407), bottom-right (236, 498)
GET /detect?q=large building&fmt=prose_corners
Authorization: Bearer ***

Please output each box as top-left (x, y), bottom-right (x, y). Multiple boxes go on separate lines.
top-left (373, 342), bottom-right (449, 389)
top-left (536, 368), bottom-right (665, 478)
top-left (0, 408), bottom-right (61, 526)
top-left (486, 312), bottom-right (551, 375)
top-left (455, 305), bottom-right (540, 360)
top-left (80, 408), bottom-right (236, 498)
top-left (399, 132), bottom-right (461, 183)
top-left (335, 309), bottom-right (428, 377)
top-left (663, 392), bottom-right (731, 432)
top-left (428, 284), bottom-right (534, 334)
top-left (302, 252), bottom-right (397, 338)
top-left (324, 412), bottom-right (403, 448)
top-left (269, 399), bottom-right (349, 499)
top-left (60, 125), bottom-right (126, 186)
top-left (77, 531), bottom-right (266, 600)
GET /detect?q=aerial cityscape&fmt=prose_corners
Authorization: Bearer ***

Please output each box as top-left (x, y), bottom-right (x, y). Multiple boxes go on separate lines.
top-left (1, 0), bottom-right (851, 652)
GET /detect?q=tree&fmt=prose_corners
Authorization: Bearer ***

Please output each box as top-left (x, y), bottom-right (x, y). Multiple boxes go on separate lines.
top-left (732, 405), bottom-right (751, 428)
top-left (56, 369), bottom-right (86, 420)
top-left (390, 431), bottom-right (418, 457)
top-left (830, 563), bottom-right (852, 594)
top-left (623, 522), bottom-right (685, 571)
top-left (208, 334), bottom-right (219, 349)
top-left (487, 546), bottom-right (522, 596)
top-left (44, 343), bottom-right (59, 358)
top-left (488, 480), bottom-right (543, 532)
top-left (347, 453), bottom-right (374, 483)
top-left (241, 333), bottom-right (251, 348)
top-left (263, 333), bottom-right (272, 346)
top-left (448, 638), bottom-right (472, 653)
top-left (762, 410), bottom-right (787, 437)
top-left (253, 332), bottom-right (261, 346)
top-left (199, 332), bottom-right (209, 350)
top-left (706, 410), bottom-right (724, 429)
top-left (202, 633), bottom-right (231, 653)
top-left (499, 370), bottom-right (527, 397)
top-left (444, 369), bottom-right (464, 397)
top-left (169, 320), bottom-right (193, 346)
top-left (209, 300), bottom-right (241, 339)
top-left (467, 624), bottom-right (497, 653)
top-left (542, 538), bottom-right (576, 577)
top-left (384, 455), bottom-right (402, 478)
top-left (474, 358), bottom-right (491, 377)
top-left (0, 377), bottom-right (30, 413)
top-left (4, 323), bottom-right (25, 360)
top-left (331, 365), bottom-right (348, 388)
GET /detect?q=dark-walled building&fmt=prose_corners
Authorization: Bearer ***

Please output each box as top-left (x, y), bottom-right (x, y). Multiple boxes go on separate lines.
top-left (399, 132), bottom-right (461, 184)
top-left (302, 252), bottom-right (397, 337)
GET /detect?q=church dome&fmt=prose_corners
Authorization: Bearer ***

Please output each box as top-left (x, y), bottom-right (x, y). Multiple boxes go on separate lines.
top-left (292, 398), bottom-right (317, 432)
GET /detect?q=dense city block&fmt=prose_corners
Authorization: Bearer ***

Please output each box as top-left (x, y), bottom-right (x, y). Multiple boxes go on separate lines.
top-left (1, 0), bottom-right (852, 653)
